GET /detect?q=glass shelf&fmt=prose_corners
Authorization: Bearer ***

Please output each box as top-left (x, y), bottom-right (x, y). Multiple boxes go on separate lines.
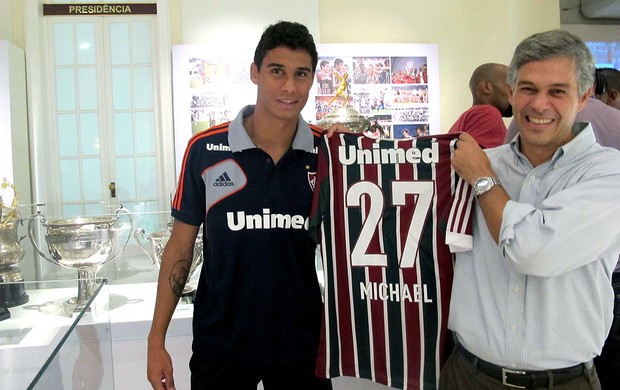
top-left (0, 278), bottom-right (112, 389)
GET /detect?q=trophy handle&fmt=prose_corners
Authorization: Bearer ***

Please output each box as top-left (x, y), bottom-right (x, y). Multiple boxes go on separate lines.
top-left (28, 211), bottom-right (56, 263)
top-left (105, 204), bottom-right (133, 263)
top-left (134, 227), bottom-right (157, 265)
top-left (18, 217), bottom-right (27, 243)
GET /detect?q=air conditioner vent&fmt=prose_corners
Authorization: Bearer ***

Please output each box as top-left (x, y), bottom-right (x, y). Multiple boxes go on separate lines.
top-left (581, 0), bottom-right (620, 19)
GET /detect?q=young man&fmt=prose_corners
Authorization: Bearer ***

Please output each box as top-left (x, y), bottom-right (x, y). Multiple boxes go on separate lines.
top-left (147, 21), bottom-right (336, 390)
top-left (441, 30), bottom-right (620, 390)
top-left (448, 63), bottom-right (512, 148)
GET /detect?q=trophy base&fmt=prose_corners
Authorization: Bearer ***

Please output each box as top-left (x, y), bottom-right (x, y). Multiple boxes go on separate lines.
top-left (63, 297), bottom-right (92, 314)
top-left (0, 281), bottom-right (29, 308)
top-left (0, 305), bottom-right (9, 321)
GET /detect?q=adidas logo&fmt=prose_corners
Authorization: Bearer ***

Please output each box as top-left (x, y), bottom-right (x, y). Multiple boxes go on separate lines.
top-left (214, 172), bottom-right (235, 187)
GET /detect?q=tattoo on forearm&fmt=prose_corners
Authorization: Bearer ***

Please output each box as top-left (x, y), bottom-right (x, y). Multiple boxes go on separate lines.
top-left (169, 258), bottom-right (191, 299)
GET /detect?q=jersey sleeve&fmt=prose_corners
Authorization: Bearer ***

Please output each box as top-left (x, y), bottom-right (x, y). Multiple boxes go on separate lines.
top-left (308, 134), bottom-right (330, 244)
top-left (171, 137), bottom-right (207, 226)
top-left (446, 176), bottom-right (474, 252)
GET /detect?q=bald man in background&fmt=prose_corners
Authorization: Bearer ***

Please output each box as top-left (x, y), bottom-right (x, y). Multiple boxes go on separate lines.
top-left (448, 63), bottom-right (512, 148)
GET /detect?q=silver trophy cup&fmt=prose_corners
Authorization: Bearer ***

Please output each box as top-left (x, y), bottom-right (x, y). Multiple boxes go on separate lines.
top-left (319, 106), bottom-right (371, 133)
top-left (29, 205), bottom-right (132, 311)
top-left (134, 224), bottom-right (203, 297)
top-left (0, 179), bottom-right (29, 307)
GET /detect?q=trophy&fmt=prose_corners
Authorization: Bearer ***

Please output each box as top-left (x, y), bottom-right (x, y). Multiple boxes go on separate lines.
top-left (28, 205), bottom-right (131, 311)
top-left (134, 223), bottom-right (203, 298)
top-left (318, 72), bottom-right (373, 134)
top-left (0, 178), bottom-right (29, 307)
top-left (319, 106), bottom-right (371, 133)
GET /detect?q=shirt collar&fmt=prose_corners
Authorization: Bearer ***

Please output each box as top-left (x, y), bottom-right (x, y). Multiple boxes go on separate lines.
top-left (509, 122), bottom-right (596, 167)
top-left (228, 105), bottom-right (315, 152)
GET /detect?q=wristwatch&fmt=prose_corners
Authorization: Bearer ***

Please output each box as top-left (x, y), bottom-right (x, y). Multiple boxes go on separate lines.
top-left (473, 176), bottom-right (501, 197)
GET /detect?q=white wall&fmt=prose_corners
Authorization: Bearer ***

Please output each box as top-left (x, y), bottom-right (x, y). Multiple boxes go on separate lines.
top-left (179, 0), bottom-right (321, 53)
top-left (176, 0), bottom-right (561, 132)
top-left (562, 22), bottom-right (620, 40)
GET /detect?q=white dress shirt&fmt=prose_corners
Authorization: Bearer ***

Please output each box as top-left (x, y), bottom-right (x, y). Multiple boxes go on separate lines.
top-left (449, 122), bottom-right (620, 370)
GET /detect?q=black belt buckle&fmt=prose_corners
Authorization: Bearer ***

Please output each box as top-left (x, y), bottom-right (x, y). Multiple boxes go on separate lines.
top-left (502, 368), bottom-right (527, 388)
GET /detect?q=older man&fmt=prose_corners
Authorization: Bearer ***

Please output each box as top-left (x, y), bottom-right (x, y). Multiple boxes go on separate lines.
top-left (441, 30), bottom-right (620, 390)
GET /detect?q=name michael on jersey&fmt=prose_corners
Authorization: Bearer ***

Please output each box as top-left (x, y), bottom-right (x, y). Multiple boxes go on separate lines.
top-left (339, 141), bottom-right (439, 165)
top-left (227, 208), bottom-right (309, 231)
top-left (360, 282), bottom-right (433, 303)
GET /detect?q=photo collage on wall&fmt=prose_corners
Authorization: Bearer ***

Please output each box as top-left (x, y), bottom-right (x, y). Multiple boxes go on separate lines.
top-left (186, 56), bottom-right (254, 135)
top-left (173, 44), bottom-right (439, 176)
top-left (314, 55), bottom-right (429, 139)
top-left (307, 43), bottom-right (439, 139)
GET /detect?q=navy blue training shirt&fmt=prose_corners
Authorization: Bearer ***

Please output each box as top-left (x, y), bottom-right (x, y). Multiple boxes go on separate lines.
top-left (172, 105), bottom-right (324, 366)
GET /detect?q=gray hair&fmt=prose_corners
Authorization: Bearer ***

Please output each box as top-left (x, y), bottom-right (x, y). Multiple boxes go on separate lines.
top-left (507, 29), bottom-right (594, 96)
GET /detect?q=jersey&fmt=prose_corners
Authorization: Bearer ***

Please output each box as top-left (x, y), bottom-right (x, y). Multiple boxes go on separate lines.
top-left (309, 132), bottom-right (474, 389)
top-left (172, 106), bottom-right (325, 366)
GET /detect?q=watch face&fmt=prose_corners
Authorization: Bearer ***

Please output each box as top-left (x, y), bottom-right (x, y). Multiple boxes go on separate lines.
top-left (476, 178), bottom-right (490, 189)
top-left (475, 177), bottom-right (495, 195)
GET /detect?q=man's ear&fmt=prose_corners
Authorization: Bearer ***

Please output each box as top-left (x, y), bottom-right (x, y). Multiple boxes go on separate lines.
top-left (607, 89), bottom-right (618, 104)
top-left (479, 80), bottom-right (493, 95)
top-left (250, 62), bottom-right (259, 85)
top-left (577, 88), bottom-right (590, 112)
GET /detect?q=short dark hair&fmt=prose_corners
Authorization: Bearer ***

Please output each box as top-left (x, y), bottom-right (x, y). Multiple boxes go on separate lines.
top-left (253, 21), bottom-right (318, 72)
top-left (595, 68), bottom-right (609, 95)
top-left (599, 67), bottom-right (620, 91)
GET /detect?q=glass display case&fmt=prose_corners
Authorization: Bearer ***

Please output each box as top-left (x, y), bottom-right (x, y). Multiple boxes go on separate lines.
top-left (0, 278), bottom-right (112, 389)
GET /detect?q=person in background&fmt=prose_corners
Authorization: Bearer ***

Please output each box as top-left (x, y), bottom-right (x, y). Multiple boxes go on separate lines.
top-left (147, 21), bottom-right (338, 390)
top-left (448, 63), bottom-right (512, 148)
top-left (595, 67), bottom-right (620, 111)
top-left (592, 67), bottom-right (620, 390)
top-left (441, 29), bottom-right (620, 390)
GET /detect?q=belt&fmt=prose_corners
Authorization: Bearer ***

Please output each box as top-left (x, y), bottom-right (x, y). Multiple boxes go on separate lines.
top-left (455, 343), bottom-right (588, 388)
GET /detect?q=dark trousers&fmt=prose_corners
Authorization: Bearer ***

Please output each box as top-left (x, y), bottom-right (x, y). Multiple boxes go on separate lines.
top-left (594, 272), bottom-right (620, 390)
top-left (438, 348), bottom-right (601, 390)
top-left (593, 340), bottom-right (620, 390)
top-left (189, 358), bottom-right (332, 390)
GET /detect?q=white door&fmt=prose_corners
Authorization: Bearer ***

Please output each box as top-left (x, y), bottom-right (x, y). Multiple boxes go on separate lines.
top-left (29, 12), bottom-right (174, 282)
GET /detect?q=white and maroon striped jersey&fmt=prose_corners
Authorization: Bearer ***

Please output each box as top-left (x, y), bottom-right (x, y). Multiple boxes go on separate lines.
top-left (309, 132), bottom-right (474, 389)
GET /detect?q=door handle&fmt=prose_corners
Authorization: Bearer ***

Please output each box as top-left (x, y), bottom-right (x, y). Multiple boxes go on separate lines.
top-left (109, 182), bottom-right (117, 198)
